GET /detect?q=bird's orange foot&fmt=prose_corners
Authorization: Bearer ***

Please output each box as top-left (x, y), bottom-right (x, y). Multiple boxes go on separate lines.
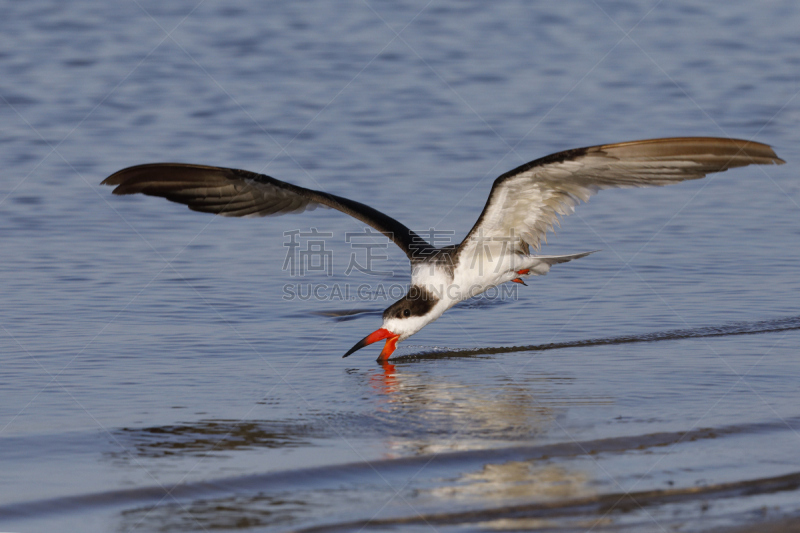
top-left (512, 269), bottom-right (530, 286)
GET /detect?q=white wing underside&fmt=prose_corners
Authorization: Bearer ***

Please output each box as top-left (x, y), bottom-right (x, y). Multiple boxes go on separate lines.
top-left (460, 137), bottom-right (784, 257)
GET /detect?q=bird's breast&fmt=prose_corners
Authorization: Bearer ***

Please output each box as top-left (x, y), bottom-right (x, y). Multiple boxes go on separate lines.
top-left (411, 249), bottom-right (524, 306)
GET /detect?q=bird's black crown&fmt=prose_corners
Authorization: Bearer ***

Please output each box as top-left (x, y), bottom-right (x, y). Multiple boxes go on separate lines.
top-left (383, 286), bottom-right (438, 320)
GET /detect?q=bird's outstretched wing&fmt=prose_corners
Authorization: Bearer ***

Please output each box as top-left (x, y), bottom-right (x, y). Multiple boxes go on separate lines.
top-left (458, 137), bottom-right (784, 256)
top-left (102, 163), bottom-right (434, 260)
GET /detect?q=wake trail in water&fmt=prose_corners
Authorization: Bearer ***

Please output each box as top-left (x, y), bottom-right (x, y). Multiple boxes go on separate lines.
top-left (296, 471), bottom-right (800, 532)
top-left (393, 314), bottom-right (800, 361)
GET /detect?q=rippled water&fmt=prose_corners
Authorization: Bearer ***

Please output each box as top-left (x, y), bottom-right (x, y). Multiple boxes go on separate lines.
top-left (1, 1), bottom-right (799, 532)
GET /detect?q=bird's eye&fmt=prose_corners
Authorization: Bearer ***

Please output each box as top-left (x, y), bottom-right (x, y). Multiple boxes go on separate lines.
top-left (403, 309), bottom-right (411, 317)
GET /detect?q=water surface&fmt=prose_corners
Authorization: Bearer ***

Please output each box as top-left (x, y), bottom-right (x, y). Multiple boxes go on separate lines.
top-left (1, 1), bottom-right (799, 531)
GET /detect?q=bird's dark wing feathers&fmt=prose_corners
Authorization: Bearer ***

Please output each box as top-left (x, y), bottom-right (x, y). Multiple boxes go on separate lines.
top-left (103, 138), bottom-right (783, 262)
top-left (458, 137), bottom-right (784, 256)
top-left (102, 163), bottom-right (434, 260)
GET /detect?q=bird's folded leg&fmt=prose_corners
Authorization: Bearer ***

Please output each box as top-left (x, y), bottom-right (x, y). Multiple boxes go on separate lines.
top-left (512, 269), bottom-right (530, 285)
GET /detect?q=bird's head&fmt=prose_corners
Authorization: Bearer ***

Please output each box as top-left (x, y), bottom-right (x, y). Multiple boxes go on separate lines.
top-left (343, 286), bottom-right (441, 361)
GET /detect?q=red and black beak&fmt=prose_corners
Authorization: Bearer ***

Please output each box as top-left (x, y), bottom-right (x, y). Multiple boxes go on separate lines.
top-left (343, 328), bottom-right (400, 361)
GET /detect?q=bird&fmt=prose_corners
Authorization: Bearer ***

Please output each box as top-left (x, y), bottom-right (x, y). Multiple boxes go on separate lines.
top-left (102, 137), bottom-right (784, 361)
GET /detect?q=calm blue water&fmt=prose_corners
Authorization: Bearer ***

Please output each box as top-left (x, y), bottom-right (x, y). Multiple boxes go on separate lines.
top-left (1, 1), bottom-right (799, 531)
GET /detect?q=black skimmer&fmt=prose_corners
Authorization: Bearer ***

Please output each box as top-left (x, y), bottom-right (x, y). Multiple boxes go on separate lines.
top-left (102, 137), bottom-right (784, 361)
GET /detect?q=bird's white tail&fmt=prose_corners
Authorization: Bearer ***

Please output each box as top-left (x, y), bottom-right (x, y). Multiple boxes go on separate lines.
top-left (525, 250), bottom-right (598, 275)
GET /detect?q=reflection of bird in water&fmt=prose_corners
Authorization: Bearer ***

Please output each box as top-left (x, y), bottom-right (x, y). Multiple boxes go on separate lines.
top-left (360, 361), bottom-right (613, 457)
top-left (103, 138), bottom-right (783, 360)
top-left (431, 462), bottom-right (593, 502)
